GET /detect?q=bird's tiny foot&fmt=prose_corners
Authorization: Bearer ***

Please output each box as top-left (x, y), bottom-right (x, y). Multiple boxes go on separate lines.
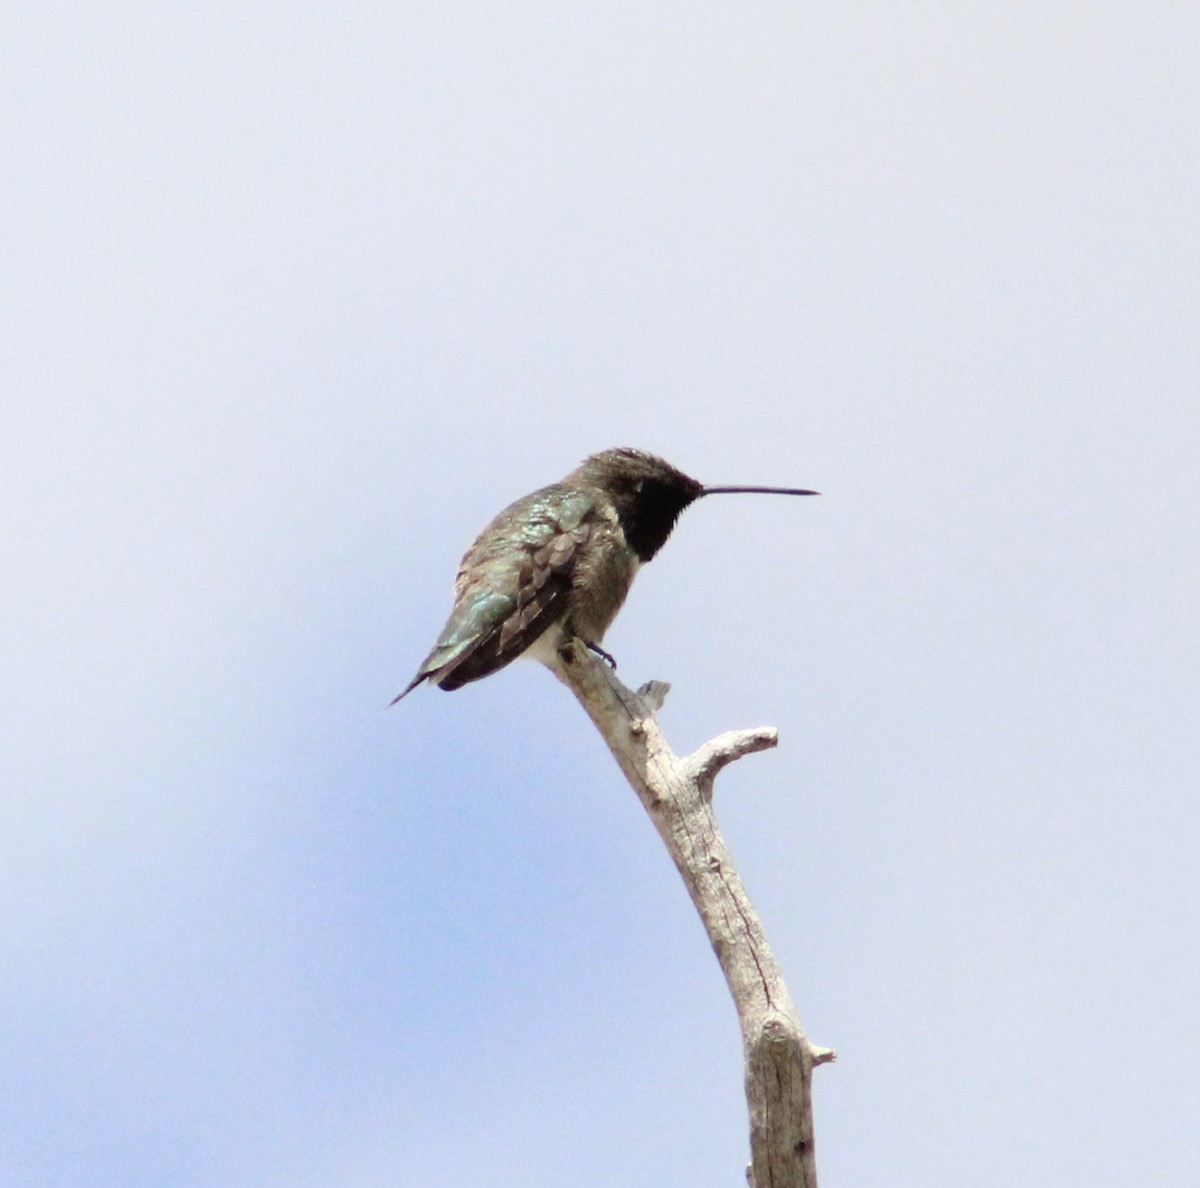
top-left (585, 640), bottom-right (618, 669)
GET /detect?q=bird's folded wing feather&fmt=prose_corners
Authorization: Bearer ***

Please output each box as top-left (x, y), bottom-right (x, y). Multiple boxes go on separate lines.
top-left (406, 486), bottom-right (595, 692)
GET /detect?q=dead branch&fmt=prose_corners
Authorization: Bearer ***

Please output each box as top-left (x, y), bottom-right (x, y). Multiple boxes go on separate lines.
top-left (551, 639), bottom-right (834, 1188)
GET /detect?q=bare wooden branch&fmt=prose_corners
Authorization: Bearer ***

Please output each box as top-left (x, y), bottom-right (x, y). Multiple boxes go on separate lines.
top-left (550, 639), bottom-right (834, 1188)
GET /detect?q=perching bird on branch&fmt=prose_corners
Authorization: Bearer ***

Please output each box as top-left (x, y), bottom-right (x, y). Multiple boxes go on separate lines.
top-left (392, 447), bottom-right (817, 702)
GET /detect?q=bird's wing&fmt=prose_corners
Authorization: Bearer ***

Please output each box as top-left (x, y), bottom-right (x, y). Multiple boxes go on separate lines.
top-left (391, 486), bottom-right (594, 700)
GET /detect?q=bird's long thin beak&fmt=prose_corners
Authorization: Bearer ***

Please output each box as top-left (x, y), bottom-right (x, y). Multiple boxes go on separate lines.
top-left (701, 485), bottom-right (820, 497)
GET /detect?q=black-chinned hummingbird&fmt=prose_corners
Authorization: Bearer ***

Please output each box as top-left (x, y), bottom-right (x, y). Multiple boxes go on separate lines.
top-left (392, 447), bottom-right (817, 702)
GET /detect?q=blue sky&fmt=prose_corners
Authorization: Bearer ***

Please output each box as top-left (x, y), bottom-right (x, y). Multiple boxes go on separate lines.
top-left (3, 4), bottom-right (1198, 1185)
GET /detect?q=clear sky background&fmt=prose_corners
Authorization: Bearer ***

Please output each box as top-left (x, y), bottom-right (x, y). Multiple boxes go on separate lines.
top-left (3, 4), bottom-right (1198, 1186)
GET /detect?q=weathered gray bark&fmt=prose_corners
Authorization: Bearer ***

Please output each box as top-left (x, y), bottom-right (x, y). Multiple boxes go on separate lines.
top-left (551, 639), bottom-right (835, 1188)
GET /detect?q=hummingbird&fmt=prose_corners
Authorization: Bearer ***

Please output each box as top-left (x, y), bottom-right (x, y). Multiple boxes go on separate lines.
top-left (391, 447), bottom-right (818, 702)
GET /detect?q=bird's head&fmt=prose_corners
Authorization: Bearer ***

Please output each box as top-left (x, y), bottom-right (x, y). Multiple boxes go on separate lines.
top-left (566, 447), bottom-right (817, 562)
